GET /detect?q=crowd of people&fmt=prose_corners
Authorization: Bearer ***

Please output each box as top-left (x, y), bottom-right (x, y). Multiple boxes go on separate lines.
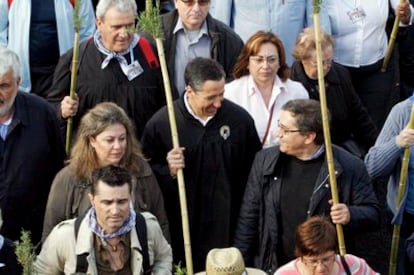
top-left (1, 0), bottom-right (414, 274)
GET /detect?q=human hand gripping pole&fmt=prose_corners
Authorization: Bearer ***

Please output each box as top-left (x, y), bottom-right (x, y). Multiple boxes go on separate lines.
top-left (313, 0), bottom-right (347, 256)
top-left (138, 2), bottom-right (194, 274)
top-left (65, 0), bottom-right (82, 153)
top-left (388, 102), bottom-right (414, 275)
top-left (381, 0), bottom-right (411, 72)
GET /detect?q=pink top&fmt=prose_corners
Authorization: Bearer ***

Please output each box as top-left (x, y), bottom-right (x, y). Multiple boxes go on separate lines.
top-left (274, 254), bottom-right (379, 275)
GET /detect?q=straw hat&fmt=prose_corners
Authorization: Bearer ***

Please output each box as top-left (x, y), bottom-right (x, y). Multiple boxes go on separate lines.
top-left (195, 247), bottom-right (267, 275)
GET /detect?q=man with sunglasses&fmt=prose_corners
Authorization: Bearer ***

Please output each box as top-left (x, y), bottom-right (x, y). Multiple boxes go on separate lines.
top-left (233, 99), bottom-right (379, 274)
top-left (160, 0), bottom-right (244, 97)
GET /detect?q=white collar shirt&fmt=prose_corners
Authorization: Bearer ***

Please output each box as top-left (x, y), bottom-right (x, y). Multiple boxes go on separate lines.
top-left (225, 75), bottom-right (308, 147)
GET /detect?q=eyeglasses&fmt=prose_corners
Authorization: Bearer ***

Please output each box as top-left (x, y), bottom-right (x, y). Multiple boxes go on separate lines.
top-left (277, 120), bottom-right (301, 135)
top-left (309, 57), bottom-right (334, 67)
top-left (180, 0), bottom-right (211, 6)
top-left (302, 254), bottom-right (336, 268)
top-left (250, 55), bottom-right (279, 65)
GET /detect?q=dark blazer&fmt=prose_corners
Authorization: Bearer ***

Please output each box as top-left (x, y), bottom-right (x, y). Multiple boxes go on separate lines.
top-left (234, 145), bottom-right (380, 273)
top-left (161, 10), bottom-right (244, 96)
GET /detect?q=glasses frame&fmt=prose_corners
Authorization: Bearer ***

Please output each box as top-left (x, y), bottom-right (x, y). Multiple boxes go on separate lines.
top-left (277, 120), bottom-right (301, 135)
top-left (308, 57), bottom-right (334, 67)
top-left (180, 0), bottom-right (211, 6)
top-left (301, 254), bottom-right (336, 269)
top-left (249, 55), bottom-right (279, 66)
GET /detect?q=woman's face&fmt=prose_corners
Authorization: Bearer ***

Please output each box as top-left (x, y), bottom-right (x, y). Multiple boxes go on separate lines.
top-left (247, 42), bottom-right (280, 85)
top-left (300, 251), bottom-right (337, 275)
top-left (301, 45), bottom-right (334, 79)
top-left (90, 123), bottom-right (127, 167)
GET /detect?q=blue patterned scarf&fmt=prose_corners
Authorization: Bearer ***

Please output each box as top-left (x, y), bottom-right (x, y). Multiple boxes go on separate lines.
top-left (87, 203), bottom-right (136, 239)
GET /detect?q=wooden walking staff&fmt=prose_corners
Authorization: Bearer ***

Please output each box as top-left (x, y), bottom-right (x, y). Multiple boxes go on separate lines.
top-left (312, 0), bottom-right (346, 255)
top-left (381, 0), bottom-right (406, 72)
top-left (65, 0), bottom-right (82, 153)
top-left (139, 2), bottom-right (194, 274)
top-left (388, 103), bottom-right (414, 275)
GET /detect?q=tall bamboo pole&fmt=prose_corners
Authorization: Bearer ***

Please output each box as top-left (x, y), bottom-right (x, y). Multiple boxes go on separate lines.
top-left (312, 0), bottom-right (346, 255)
top-left (381, 0), bottom-right (405, 72)
top-left (139, 2), bottom-right (194, 274)
top-left (388, 103), bottom-right (414, 275)
top-left (65, 0), bottom-right (82, 154)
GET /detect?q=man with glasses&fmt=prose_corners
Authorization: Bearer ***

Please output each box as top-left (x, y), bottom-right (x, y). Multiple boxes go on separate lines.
top-left (141, 58), bottom-right (261, 271)
top-left (233, 99), bottom-right (379, 274)
top-left (160, 0), bottom-right (244, 96)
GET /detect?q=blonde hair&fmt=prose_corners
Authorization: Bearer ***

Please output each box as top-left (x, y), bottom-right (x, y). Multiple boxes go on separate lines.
top-left (292, 27), bottom-right (335, 61)
top-left (69, 102), bottom-right (143, 182)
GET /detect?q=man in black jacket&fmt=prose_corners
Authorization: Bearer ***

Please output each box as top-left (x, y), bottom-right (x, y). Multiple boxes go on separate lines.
top-left (141, 58), bottom-right (261, 272)
top-left (161, 0), bottom-right (244, 96)
top-left (233, 99), bottom-right (379, 274)
top-left (0, 47), bottom-right (65, 245)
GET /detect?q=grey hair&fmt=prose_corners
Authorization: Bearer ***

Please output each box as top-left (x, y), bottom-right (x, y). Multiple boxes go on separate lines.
top-left (0, 47), bottom-right (21, 79)
top-left (96, 0), bottom-right (137, 20)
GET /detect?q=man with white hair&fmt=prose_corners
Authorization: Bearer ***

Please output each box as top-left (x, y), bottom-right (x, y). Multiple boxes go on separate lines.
top-left (47, 0), bottom-right (165, 140)
top-left (0, 47), bottom-right (65, 245)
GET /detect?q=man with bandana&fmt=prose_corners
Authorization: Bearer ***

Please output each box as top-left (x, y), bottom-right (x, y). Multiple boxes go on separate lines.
top-left (47, 0), bottom-right (165, 141)
top-left (34, 165), bottom-right (172, 275)
top-left (141, 57), bottom-right (261, 272)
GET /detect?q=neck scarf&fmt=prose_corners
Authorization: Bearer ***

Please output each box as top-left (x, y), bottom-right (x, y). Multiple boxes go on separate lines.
top-left (93, 31), bottom-right (139, 77)
top-left (87, 202), bottom-right (136, 240)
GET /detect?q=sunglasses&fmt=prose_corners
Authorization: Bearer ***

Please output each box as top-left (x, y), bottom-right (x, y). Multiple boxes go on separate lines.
top-left (180, 0), bottom-right (211, 6)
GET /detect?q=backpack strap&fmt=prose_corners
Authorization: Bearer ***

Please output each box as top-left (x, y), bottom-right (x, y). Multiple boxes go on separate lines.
top-left (135, 211), bottom-right (152, 275)
top-left (138, 37), bottom-right (160, 70)
top-left (74, 210), bottom-right (151, 274)
top-left (74, 214), bottom-right (89, 274)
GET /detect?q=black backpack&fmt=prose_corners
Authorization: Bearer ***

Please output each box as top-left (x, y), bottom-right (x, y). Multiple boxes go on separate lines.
top-left (74, 211), bottom-right (151, 274)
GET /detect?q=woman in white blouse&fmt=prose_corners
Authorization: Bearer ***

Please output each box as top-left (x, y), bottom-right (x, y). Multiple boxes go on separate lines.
top-left (325, 0), bottom-right (413, 129)
top-left (225, 31), bottom-right (308, 148)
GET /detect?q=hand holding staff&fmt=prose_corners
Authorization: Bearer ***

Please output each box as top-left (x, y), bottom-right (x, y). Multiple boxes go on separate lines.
top-left (388, 103), bottom-right (414, 275)
top-left (381, 0), bottom-right (411, 72)
top-left (65, 0), bottom-right (82, 153)
top-left (312, 0), bottom-right (347, 255)
top-left (138, 2), bottom-right (194, 274)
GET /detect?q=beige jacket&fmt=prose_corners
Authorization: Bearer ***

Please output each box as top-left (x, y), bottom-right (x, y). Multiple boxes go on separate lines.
top-left (34, 212), bottom-right (172, 275)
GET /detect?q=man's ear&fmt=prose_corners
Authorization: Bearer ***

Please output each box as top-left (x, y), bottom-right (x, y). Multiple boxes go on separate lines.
top-left (303, 131), bottom-right (317, 145)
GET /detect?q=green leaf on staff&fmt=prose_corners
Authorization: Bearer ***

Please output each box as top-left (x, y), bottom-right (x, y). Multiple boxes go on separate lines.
top-left (73, 0), bottom-right (83, 33)
top-left (137, 1), bottom-right (163, 39)
top-left (313, 0), bottom-right (323, 14)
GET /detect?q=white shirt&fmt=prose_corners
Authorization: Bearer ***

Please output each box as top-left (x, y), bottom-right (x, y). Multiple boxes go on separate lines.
top-left (326, 0), bottom-right (414, 67)
top-left (225, 75), bottom-right (308, 147)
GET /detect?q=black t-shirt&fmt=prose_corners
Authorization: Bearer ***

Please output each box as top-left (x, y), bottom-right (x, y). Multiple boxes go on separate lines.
top-left (278, 154), bottom-right (324, 264)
